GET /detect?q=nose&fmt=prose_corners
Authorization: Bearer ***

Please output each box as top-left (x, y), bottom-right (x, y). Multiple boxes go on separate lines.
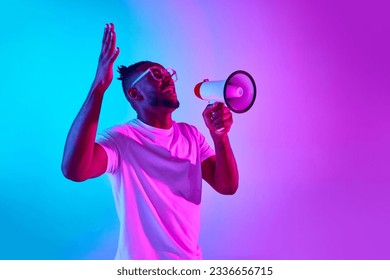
top-left (162, 72), bottom-right (173, 83)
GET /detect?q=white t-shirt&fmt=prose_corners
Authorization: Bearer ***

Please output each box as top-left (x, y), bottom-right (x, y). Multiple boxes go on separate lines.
top-left (97, 119), bottom-right (215, 260)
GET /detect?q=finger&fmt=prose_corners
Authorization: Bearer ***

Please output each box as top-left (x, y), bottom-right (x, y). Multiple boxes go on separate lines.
top-left (109, 27), bottom-right (117, 56)
top-left (212, 117), bottom-right (228, 128)
top-left (213, 118), bottom-right (232, 132)
top-left (106, 25), bottom-right (117, 57)
top-left (216, 105), bottom-right (232, 121)
top-left (203, 103), bottom-right (217, 118)
top-left (101, 24), bottom-right (109, 46)
top-left (99, 24), bottom-right (109, 57)
top-left (209, 105), bottom-right (224, 120)
top-left (103, 31), bottom-right (113, 60)
top-left (212, 110), bottom-right (232, 126)
top-left (212, 112), bottom-right (231, 124)
top-left (222, 115), bottom-right (233, 128)
top-left (106, 31), bottom-right (113, 57)
top-left (213, 120), bottom-right (227, 131)
top-left (204, 102), bottom-right (218, 111)
top-left (102, 25), bottom-right (112, 56)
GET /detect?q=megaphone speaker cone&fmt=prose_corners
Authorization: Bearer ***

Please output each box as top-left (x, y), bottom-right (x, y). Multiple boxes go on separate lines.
top-left (224, 70), bottom-right (257, 113)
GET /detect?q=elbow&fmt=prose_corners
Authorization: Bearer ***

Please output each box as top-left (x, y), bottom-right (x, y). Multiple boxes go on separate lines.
top-left (61, 162), bottom-right (87, 182)
top-left (221, 174), bottom-right (239, 195)
top-left (214, 182), bottom-right (239, 195)
top-left (225, 184), bottom-right (238, 195)
top-left (64, 174), bottom-right (87, 182)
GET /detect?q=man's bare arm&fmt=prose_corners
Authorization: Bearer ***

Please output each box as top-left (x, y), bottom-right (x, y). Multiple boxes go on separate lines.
top-left (61, 23), bottom-right (120, 182)
top-left (201, 103), bottom-right (239, 195)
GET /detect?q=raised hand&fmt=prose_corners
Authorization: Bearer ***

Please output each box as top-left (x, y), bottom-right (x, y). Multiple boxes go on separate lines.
top-left (91, 23), bottom-right (120, 94)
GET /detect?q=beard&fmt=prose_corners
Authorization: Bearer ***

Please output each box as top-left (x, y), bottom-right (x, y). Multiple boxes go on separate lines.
top-left (149, 96), bottom-right (180, 109)
top-left (162, 98), bottom-right (180, 109)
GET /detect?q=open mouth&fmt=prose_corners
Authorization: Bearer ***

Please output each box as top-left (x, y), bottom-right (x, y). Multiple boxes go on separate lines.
top-left (162, 86), bottom-right (175, 95)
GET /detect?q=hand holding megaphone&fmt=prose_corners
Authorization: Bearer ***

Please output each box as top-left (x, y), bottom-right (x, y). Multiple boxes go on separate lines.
top-left (194, 70), bottom-right (257, 113)
top-left (202, 102), bottom-right (233, 135)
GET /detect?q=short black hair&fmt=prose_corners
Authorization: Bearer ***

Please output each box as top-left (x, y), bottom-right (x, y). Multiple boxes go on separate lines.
top-left (117, 61), bottom-right (151, 104)
top-left (117, 61), bottom-right (151, 82)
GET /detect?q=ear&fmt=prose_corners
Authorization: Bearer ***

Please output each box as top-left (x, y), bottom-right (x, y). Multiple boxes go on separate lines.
top-left (127, 88), bottom-right (143, 100)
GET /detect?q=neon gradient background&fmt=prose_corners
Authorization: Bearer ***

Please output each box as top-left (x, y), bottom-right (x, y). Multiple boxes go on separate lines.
top-left (0, 0), bottom-right (389, 259)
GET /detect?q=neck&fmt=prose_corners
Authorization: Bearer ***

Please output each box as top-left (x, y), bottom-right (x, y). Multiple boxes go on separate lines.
top-left (137, 111), bottom-right (173, 129)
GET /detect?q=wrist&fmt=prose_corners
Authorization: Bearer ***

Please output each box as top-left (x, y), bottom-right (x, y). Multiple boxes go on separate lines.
top-left (211, 133), bottom-right (229, 145)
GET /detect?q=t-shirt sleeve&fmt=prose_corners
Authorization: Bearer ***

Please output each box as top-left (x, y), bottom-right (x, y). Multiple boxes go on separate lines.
top-left (194, 127), bottom-right (215, 162)
top-left (96, 126), bottom-right (123, 174)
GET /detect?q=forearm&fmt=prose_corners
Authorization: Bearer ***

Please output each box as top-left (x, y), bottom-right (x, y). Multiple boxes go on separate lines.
top-left (61, 87), bottom-right (104, 180)
top-left (212, 134), bottom-right (239, 194)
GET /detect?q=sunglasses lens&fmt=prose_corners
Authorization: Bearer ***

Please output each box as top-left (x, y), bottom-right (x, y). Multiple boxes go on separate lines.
top-left (149, 67), bottom-right (177, 82)
top-left (150, 68), bottom-right (163, 80)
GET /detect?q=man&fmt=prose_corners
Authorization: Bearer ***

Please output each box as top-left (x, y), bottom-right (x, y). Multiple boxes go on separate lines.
top-left (61, 23), bottom-right (238, 259)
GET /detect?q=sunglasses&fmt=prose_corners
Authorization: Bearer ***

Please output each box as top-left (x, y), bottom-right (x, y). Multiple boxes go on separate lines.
top-left (130, 66), bottom-right (178, 87)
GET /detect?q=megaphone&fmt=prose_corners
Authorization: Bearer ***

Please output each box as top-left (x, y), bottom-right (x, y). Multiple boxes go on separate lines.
top-left (194, 70), bottom-right (257, 113)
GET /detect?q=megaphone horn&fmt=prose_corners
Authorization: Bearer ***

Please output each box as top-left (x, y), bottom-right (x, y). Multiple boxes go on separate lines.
top-left (194, 70), bottom-right (257, 113)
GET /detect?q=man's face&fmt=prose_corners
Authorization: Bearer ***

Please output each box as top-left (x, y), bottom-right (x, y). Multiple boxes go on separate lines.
top-left (134, 62), bottom-right (180, 110)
